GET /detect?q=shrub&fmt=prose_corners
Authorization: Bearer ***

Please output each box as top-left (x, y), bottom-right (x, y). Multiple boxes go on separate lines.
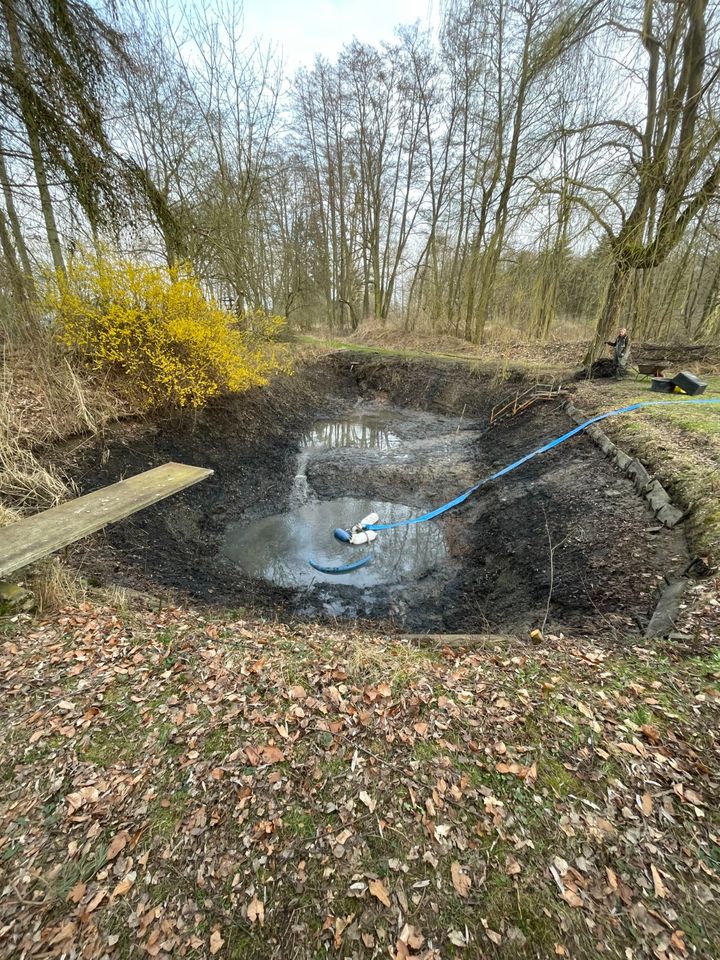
top-left (43, 251), bottom-right (286, 408)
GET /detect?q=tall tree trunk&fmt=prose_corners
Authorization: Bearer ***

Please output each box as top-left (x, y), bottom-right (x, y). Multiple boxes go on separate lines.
top-left (584, 261), bottom-right (633, 364)
top-left (3, 0), bottom-right (65, 275)
top-left (0, 205), bottom-right (31, 311)
top-left (0, 136), bottom-right (35, 289)
top-left (694, 260), bottom-right (720, 339)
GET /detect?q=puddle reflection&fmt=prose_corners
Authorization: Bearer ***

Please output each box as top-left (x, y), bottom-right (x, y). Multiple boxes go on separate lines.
top-left (302, 414), bottom-right (401, 450)
top-left (222, 498), bottom-right (447, 587)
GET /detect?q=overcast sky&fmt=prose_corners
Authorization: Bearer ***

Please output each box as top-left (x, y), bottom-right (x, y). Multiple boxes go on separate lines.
top-left (239, 0), bottom-right (440, 70)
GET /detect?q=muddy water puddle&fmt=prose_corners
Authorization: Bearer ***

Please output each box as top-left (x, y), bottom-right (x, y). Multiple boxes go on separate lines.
top-left (222, 497), bottom-right (447, 587)
top-left (302, 411), bottom-right (401, 449)
top-left (222, 406), bottom-right (455, 591)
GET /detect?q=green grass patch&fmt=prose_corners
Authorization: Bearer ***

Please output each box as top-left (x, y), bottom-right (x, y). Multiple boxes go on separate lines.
top-left (45, 845), bottom-right (109, 903)
top-left (577, 376), bottom-right (720, 559)
top-left (281, 805), bottom-right (318, 840)
top-left (146, 792), bottom-right (188, 839)
top-left (77, 698), bottom-right (144, 766)
top-left (535, 754), bottom-right (586, 799)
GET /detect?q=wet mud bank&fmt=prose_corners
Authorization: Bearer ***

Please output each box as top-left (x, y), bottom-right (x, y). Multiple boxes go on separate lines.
top-left (68, 354), bottom-right (690, 634)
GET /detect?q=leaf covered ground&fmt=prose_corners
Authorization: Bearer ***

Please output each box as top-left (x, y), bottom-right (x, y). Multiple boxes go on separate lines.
top-left (2, 602), bottom-right (720, 959)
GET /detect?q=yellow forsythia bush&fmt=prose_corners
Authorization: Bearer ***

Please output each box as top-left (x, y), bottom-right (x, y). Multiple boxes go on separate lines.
top-left (43, 251), bottom-right (286, 408)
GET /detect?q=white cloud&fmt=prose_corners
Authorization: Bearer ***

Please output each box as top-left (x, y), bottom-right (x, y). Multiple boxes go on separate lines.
top-left (240, 0), bottom-right (440, 70)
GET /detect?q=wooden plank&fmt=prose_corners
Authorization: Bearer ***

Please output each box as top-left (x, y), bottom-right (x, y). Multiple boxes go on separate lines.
top-left (0, 462), bottom-right (213, 578)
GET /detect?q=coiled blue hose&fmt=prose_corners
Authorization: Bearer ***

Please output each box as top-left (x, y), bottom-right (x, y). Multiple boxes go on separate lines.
top-left (309, 556), bottom-right (372, 575)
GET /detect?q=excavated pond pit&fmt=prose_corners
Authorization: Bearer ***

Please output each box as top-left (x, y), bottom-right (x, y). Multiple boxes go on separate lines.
top-left (69, 355), bottom-right (691, 634)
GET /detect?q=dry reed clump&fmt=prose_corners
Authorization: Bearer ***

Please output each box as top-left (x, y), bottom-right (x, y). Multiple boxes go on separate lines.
top-left (0, 330), bottom-right (94, 611)
top-left (2, 333), bottom-right (126, 446)
top-left (0, 502), bottom-right (21, 528)
top-left (0, 367), bottom-right (74, 512)
top-left (28, 558), bottom-right (87, 612)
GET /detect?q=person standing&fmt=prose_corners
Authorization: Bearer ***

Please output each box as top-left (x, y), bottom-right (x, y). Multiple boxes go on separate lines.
top-left (607, 327), bottom-right (631, 378)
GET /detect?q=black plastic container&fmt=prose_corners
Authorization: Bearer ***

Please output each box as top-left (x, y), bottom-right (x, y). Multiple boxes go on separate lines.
top-left (651, 377), bottom-right (674, 393)
top-left (670, 371), bottom-right (708, 396)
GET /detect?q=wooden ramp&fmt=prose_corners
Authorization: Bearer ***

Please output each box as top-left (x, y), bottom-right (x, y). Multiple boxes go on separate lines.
top-left (0, 462), bottom-right (213, 579)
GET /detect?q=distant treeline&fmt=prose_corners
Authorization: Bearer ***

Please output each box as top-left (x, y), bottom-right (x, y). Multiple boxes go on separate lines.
top-left (1, 0), bottom-right (720, 356)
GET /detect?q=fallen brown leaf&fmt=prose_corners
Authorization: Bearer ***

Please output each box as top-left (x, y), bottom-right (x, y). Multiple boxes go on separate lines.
top-left (368, 877), bottom-right (391, 908)
top-left (640, 793), bottom-right (653, 816)
top-left (398, 923), bottom-right (424, 949)
top-left (106, 830), bottom-right (128, 861)
top-left (84, 888), bottom-right (107, 914)
top-left (640, 723), bottom-right (661, 743)
top-left (496, 760), bottom-right (533, 780)
top-left (67, 882), bottom-right (86, 904)
top-left (49, 921), bottom-right (77, 946)
top-left (671, 930), bottom-right (687, 954)
top-left (562, 888), bottom-right (583, 908)
top-left (651, 864), bottom-right (667, 898)
top-left (248, 894), bottom-right (265, 926)
top-left (110, 871), bottom-right (136, 899)
top-left (451, 861), bottom-right (471, 897)
top-left (210, 930), bottom-right (224, 954)
top-left (359, 790), bottom-right (377, 812)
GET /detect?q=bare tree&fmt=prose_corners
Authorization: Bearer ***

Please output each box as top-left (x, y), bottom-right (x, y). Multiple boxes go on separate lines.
top-left (576, 0), bottom-right (720, 359)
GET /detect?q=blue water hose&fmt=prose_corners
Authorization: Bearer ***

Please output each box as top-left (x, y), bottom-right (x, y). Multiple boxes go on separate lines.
top-left (309, 397), bottom-right (720, 571)
top-left (364, 398), bottom-right (720, 531)
top-left (309, 556), bottom-right (372, 575)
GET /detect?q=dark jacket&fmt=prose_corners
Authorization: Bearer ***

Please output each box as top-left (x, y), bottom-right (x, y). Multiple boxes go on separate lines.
top-left (607, 334), bottom-right (630, 359)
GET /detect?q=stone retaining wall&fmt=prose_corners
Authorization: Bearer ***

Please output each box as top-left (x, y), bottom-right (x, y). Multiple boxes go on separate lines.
top-left (562, 400), bottom-right (685, 529)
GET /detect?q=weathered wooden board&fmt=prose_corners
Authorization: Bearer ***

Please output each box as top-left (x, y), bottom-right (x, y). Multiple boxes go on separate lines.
top-left (0, 462), bottom-right (213, 578)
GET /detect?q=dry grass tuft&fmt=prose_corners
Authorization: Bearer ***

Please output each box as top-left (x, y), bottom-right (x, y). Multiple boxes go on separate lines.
top-left (0, 369), bottom-right (74, 511)
top-left (0, 326), bottom-right (109, 610)
top-left (0, 324), bottom-right (128, 514)
top-left (345, 634), bottom-right (436, 687)
top-left (28, 558), bottom-right (87, 612)
top-left (0, 502), bottom-right (21, 527)
top-left (2, 332), bottom-right (127, 446)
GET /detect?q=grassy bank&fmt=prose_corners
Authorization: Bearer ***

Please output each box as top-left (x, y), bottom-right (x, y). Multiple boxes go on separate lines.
top-left (574, 376), bottom-right (720, 564)
top-left (292, 333), bottom-right (574, 379)
top-left (1, 603), bottom-right (719, 959)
